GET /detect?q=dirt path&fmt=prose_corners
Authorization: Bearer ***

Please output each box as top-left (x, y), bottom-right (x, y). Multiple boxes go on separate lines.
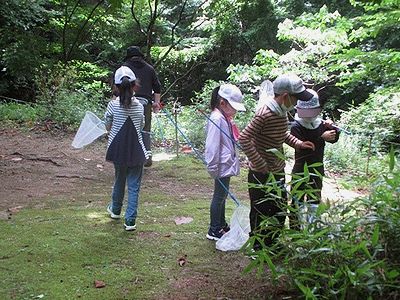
top-left (0, 128), bottom-right (113, 213)
top-left (0, 128), bottom-right (364, 217)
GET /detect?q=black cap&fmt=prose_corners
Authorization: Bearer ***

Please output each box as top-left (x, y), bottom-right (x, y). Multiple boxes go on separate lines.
top-left (293, 89), bottom-right (314, 101)
top-left (125, 46), bottom-right (144, 59)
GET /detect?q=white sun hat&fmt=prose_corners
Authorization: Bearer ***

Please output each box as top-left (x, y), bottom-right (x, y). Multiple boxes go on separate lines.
top-left (218, 84), bottom-right (246, 111)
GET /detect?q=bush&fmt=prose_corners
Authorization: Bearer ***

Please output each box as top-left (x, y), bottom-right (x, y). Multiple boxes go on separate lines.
top-left (338, 87), bottom-right (400, 153)
top-left (244, 150), bottom-right (400, 299)
top-left (35, 62), bottom-right (108, 129)
top-left (0, 102), bottom-right (41, 124)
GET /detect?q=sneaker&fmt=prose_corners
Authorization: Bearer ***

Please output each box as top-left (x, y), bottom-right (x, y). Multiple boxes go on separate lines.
top-left (124, 219), bottom-right (137, 231)
top-left (223, 223), bottom-right (230, 232)
top-left (206, 229), bottom-right (225, 241)
top-left (144, 156), bottom-right (152, 167)
top-left (107, 205), bottom-right (121, 219)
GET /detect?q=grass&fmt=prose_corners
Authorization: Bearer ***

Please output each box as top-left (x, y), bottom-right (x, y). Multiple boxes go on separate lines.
top-left (0, 154), bottom-right (279, 300)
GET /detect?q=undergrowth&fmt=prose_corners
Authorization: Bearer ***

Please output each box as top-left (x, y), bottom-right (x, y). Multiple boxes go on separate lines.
top-left (244, 149), bottom-right (400, 299)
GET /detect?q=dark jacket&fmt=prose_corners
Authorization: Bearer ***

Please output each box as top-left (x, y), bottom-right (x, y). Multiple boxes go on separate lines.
top-left (123, 57), bottom-right (161, 102)
top-left (291, 120), bottom-right (339, 176)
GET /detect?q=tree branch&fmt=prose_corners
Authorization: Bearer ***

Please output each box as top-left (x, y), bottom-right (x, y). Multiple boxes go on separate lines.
top-left (162, 61), bottom-right (207, 98)
top-left (65, 0), bottom-right (105, 62)
top-left (62, 0), bottom-right (80, 63)
top-left (131, 0), bottom-right (146, 36)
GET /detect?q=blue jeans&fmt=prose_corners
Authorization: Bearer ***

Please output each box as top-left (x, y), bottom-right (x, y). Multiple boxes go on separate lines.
top-left (111, 164), bottom-right (143, 222)
top-left (209, 177), bottom-right (230, 233)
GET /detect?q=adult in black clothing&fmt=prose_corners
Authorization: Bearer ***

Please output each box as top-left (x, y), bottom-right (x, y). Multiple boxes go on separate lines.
top-left (123, 46), bottom-right (162, 167)
top-left (289, 89), bottom-right (339, 229)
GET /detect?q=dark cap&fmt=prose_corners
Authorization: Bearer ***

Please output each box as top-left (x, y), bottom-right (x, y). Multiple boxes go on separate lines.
top-left (273, 73), bottom-right (314, 101)
top-left (126, 46), bottom-right (144, 59)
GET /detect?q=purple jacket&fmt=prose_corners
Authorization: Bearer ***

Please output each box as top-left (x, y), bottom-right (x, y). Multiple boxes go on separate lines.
top-left (205, 109), bottom-right (240, 178)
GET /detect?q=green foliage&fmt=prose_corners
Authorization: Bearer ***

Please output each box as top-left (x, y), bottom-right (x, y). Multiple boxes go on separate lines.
top-left (339, 87), bottom-right (400, 151)
top-left (35, 62), bottom-right (107, 129)
top-left (0, 103), bottom-right (41, 124)
top-left (244, 152), bottom-right (400, 299)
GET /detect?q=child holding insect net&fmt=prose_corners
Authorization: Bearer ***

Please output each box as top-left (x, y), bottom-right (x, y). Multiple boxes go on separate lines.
top-left (204, 84), bottom-right (246, 241)
top-left (105, 66), bottom-right (149, 231)
top-left (289, 89), bottom-right (340, 229)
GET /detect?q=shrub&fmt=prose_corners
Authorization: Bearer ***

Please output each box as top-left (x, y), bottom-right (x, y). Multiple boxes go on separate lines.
top-left (0, 102), bottom-right (41, 124)
top-left (244, 150), bottom-right (400, 299)
top-left (35, 62), bottom-right (108, 129)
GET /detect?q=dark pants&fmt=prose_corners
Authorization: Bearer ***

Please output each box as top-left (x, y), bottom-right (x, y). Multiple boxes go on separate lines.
top-left (143, 102), bottom-right (152, 133)
top-left (289, 171), bottom-right (322, 230)
top-left (138, 100), bottom-right (152, 162)
top-left (248, 170), bottom-right (287, 249)
top-left (209, 177), bottom-right (230, 233)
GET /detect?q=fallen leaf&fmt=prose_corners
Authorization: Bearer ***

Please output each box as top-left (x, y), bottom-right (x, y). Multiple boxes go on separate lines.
top-left (178, 255), bottom-right (187, 267)
top-left (8, 206), bottom-right (23, 213)
top-left (180, 145), bottom-right (192, 154)
top-left (94, 280), bottom-right (106, 288)
top-left (174, 216), bottom-right (193, 225)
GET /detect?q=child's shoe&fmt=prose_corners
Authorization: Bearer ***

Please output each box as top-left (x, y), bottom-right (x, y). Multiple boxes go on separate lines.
top-left (124, 219), bottom-right (136, 231)
top-left (107, 205), bottom-right (121, 219)
top-left (206, 228), bottom-right (225, 241)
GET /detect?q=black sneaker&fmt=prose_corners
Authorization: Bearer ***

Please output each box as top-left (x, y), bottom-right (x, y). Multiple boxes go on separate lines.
top-left (144, 156), bottom-right (152, 167)
top-left (124, 219), bottom-right (136, 231)
top-left (206, 229), bottom-right (225, 241)
top-left (223, 223), bottom-right (230, 232)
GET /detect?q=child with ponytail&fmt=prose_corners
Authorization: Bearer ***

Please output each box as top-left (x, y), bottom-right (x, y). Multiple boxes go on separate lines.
top-left (105, 66), bottom-right (149, 231)
top-left (205, 84), bottom-right (246, 240)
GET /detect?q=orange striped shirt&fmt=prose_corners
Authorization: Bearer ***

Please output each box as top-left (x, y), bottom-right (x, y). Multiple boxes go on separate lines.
top-left (239, 105), bottom-right (302, 173)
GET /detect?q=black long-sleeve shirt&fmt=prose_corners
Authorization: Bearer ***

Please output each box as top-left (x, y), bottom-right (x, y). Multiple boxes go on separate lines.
top-left (290, 121), bottom-right (339, 175)
top-left (123, 57), bottom-right (161, 102)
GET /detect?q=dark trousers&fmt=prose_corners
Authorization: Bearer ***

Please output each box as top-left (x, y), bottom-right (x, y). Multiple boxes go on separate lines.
top-left (289, 172), bottom-right (322, 230)
top-left (142, 103), bottom-right (152, 160)
top-left (248, 170), bottom-right (287, 249)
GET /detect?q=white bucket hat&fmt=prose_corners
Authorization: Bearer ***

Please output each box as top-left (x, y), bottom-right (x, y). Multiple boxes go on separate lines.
top-left (218, 84), bottom-right (246, 111)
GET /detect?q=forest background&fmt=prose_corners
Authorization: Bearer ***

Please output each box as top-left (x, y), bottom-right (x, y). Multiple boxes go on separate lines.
top-left (0, 0), bottom-right (399, 169)
top-left (0, 0), bottom-right (399, 299)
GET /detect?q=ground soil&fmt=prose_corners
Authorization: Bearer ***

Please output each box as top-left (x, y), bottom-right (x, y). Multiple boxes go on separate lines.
top-left (0, 126), bottom-right (364, 216)
top-left (0, 128), bottom-right (112, 213)
top-left (0, 127), bottom-right (367, 299)
top-left (0, 128), bottom-right (214, 216)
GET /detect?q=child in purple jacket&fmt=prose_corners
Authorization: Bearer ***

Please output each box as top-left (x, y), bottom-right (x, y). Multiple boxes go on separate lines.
top-left (204, 84), bottom-right (246, 241)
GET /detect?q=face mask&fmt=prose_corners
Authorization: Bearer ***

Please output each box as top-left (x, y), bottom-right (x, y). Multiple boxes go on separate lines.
top-left (302, 116), bottom-right (318, 123)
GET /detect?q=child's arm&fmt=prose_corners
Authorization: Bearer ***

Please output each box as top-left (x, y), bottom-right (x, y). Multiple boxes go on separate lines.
top-left (104, 101), bottom-right (113, 131)
top-left (322, 120), bottom-right (340, 143)
top-left (204, 116), bottom-right (222, 178)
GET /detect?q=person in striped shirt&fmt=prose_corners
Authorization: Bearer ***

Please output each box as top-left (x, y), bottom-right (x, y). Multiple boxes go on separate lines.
top-left (239, 74), bottom-right (315, 250)
top-left (105, 66), bottom-right (149, 231)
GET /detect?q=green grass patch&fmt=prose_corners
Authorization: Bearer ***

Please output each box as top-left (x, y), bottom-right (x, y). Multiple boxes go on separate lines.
top-left (0, 155), bottom-right (273, 299)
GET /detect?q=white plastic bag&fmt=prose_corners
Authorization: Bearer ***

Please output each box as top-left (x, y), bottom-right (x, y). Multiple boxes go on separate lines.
top-left (216, 205), bottom-right (251, 251)
top-left (255, 80), bottom-right (274, 112)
